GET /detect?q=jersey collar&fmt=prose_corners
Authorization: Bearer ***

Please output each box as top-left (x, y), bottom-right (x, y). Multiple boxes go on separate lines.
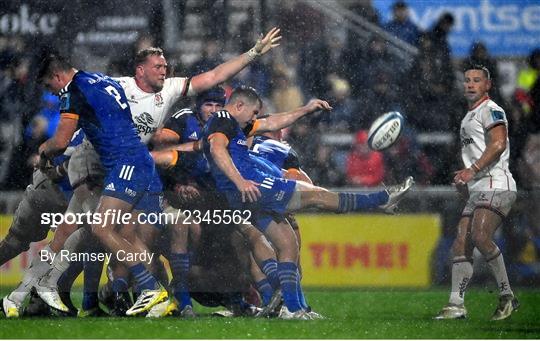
top-left (469, 95), bottom-right (489, 111)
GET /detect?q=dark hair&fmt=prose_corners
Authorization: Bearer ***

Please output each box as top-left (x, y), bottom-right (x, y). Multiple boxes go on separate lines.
top-left (228, 86), bottom-right (262, 108)
top-left (134, 47), bottom-right (164, 66)
top-left (37, 53), bottom-right (72, 83)
top-left (465, 64), bottom-right (491, 80)
top-left (196, 86), bottom-right (226, 108)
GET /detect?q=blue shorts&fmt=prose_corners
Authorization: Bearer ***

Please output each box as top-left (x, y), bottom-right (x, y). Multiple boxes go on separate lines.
top-left (226, 175), bottom-right (296, 231)
top-left (102, 159), bottom-right (163, 217)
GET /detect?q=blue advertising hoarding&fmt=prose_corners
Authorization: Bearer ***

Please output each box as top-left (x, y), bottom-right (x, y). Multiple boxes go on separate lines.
top-left (374, 0), bottom-right (540, 57)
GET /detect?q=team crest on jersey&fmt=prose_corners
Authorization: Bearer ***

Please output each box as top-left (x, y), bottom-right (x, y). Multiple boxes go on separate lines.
top-left (155, 93), bottom-right (164, 107)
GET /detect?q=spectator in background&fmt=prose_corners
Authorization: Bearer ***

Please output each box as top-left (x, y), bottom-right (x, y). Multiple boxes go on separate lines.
top-left (298, 37), bottom-right (331, 99)
top-left (271, 67), bottom-right (304, 113)
top-left (405, 32), bottom-right (456, 131)
top-left (384, 131), bottom-right (434, 185)
top-left (190, 39), bottom-right (224, 74)
top-left (357, 72), bottom-right (399, 131)
top-left (384, 1), bottom-right (421, 46)
top-left (315, 76), bottom-right (357, 133)
top-left (463, 42), bottom-right (503, 104)
top-left (346, 0), bottom-right (380, 26)
top-left (346, 130), bottom-right (385, 187)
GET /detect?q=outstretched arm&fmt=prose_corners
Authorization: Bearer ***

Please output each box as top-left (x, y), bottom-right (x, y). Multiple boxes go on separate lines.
top-left (190, 27), bottom-right (281, 93)
top-left (254, 99), bottom-right (332, 134)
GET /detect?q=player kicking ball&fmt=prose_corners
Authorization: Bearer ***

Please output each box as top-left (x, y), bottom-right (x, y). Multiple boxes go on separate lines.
top-left (201, 86), bottom-right (413, 319)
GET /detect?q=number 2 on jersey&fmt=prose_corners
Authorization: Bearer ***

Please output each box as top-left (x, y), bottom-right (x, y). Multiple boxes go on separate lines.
top-left (105, 85), bottom-right (128, 109)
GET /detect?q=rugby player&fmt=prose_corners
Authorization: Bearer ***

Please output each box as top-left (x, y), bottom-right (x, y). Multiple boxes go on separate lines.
top-left (435, 65), bottom-right (518, 321)
top-left (23, 28), bottom-right (282, 316)
top-left (202, 86), bottom-right (413, 319)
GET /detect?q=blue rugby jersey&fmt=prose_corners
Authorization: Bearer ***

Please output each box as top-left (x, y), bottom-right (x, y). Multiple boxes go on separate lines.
top-left (58, 71), bottom-right (151, 170)
top-left (162, 108), bottom-right (210, 179)
top-left (249, 135), bottom-right (301, 171)
top-left (201, 110), bottom-right (281, 191)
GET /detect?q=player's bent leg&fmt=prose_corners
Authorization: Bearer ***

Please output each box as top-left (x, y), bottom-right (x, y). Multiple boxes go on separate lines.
top-left (265, 220), bottom-right (308, 318)
top-left (90, 195), bottom-right (167, 316)
top-left (470, 206), bottom-right (518, 320)
top-left (0, 172), bottom-right (67, 265)
top-left (36, 226), bottom-right (91, 312)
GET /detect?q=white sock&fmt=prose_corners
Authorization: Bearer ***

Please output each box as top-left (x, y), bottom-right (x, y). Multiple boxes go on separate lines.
top-left (486, 246), bottom-right (513, 297)
top-left (449, 256), bottom-right (473, 305)
top-left (42, 229), bottom-right (86, 287)
top-left (8, 246), bottom-right (54, 304)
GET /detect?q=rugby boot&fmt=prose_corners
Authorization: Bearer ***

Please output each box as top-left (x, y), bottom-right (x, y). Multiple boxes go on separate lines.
top-left (380, 176), bottom-right (414, 213)
top-left (126, 285), bottom-right (168, 316)
top-left (2, 296), bottom-right (21, 318)
top-left (34, 275), bottom-right (69, 313)
top-left (146, 299), bottom-right (179, 318)
top-left (278, 306), bottom-right (311, 320)
top-left (491, 294), bottom-right (519, 321)
top-left (434, 303), bottom-right (467, 320)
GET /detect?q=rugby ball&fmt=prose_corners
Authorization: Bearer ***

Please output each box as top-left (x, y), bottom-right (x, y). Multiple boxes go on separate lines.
top-left (367, 111), bottom-right (404, 151)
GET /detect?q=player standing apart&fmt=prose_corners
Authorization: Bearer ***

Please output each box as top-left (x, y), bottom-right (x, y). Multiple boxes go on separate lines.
top-left (435, 65), bottom-right (518, 321)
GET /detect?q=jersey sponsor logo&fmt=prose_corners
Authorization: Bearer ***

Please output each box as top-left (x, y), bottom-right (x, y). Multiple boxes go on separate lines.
top-left (236, 139), bottom-right (247, 146)
top-left (119, 165), bottom-right (134, 181)
top-left (215, 111), bottom-right (231, 119)
top-left (274, 190), bottom-right (285, 201)
top-left (105, 183), bottom-right (115, 191)
top-left (134, 112), bottom-right (157, 135)
top-left (188, 131), bottom-right (198, 140)
top-left (154, 93), bottom-right (164, 107)
top-left (128, 95), bottom-right (138, 104)
top-left (461, 137), bottom-right (474, 147)
top-left (124, 188), bottom-right (137, 197)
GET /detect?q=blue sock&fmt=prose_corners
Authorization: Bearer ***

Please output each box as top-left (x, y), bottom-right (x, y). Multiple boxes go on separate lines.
top-left (338, 191), bottom-right (389, 212)
top-left (82, 259), bottom-right (103, 310)
top-left (278, 262), bottom-right (301, 312)
top-left (112, 277), bottom-right (129, 293)
top-left (297, 272), bottom-right (308, 310)
top-left (260, 259), bottom-right (280, 290)
top-left (129, 263), bottom-right (159, 291)
top-left (169, 253), bottom-right (192, 309)
top-left (256, 279), bottom-right (273, 306)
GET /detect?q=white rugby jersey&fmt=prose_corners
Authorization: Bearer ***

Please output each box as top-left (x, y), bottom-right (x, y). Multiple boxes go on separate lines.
top-left (460, 97), bottom-right (516, 191)
top-left (114, 77), bottom-right (194, 144)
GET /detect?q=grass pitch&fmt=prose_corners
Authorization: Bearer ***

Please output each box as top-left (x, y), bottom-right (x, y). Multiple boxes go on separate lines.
top-left (1, 287), bottom-right (539, 339)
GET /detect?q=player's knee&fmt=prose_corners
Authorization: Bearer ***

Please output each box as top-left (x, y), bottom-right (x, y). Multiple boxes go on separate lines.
top-left (471, 229), bottom-right (490, 249)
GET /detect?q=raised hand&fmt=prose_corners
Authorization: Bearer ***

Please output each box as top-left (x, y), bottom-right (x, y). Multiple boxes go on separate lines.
top-left (252, 27), bottom-right (282, 56)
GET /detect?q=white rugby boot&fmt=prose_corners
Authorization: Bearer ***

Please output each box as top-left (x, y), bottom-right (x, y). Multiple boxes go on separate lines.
top-left (126, 285), bottom-right (168, 316)
top-left (278, 306), bottom-right (311, 320)
top-left (2, 296), bottom-right (21, 318)
top-left (34, 269), bottom-right (69, 312)
top-left (379, 176), bottom-right (414, 213)
top-left (434, 303), bottom-right (467, 320)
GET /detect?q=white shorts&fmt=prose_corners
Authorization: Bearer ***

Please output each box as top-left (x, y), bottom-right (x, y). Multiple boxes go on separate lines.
top-left (462, 190), bottom-right (516, 218)
top-left (67, 140), bottom-right (105, 188)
